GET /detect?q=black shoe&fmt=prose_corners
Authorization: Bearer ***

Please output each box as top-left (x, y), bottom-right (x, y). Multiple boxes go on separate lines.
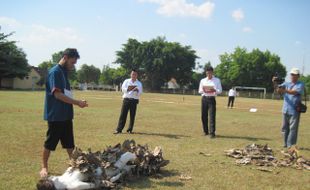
top-left (204, 133), bottom-right (209, 136)
top-left (113, 131), bottom-right (122, 134)
top-left (127, 130), bottom-right (133, 134)
top-left (210, 134), bottom-right (216, 139)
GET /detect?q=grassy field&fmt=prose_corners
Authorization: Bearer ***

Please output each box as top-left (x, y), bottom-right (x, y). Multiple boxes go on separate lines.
top-left (0, 90), bottom-right (309, 190)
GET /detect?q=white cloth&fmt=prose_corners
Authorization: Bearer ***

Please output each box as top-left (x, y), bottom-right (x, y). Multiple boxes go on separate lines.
top-left (228, 89), bottom-right (236, 97)
top-left (49, 167), bottom-right (97, 190)
top-left (48, 151), bottom-right (137, 189)
top-left (114, 152), bottom-right (136, 169)
top-left (121, 78), bottom-right (143, 99)
top-left (198, 76), bottom-right (222, 96)
top-left (64, 89), bottom-right (73, 99)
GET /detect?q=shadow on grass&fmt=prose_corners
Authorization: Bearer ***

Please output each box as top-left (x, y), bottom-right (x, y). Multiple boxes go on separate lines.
top-left (299, 147), bottom-right (310, 151)
top-left (133, 132), bottom-right (190, 139)
top-left (125, 169), bottom-right (184, 189)
top-left (216, 135), bottom-right (271, 141)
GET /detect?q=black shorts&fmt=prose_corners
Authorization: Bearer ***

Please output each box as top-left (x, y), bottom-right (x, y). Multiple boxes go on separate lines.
top-left (44, 120), bottom-right (75, 151)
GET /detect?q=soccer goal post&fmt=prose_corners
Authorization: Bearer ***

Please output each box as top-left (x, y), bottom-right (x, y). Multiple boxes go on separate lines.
top-left (234, 86), bottom-right (267, 99)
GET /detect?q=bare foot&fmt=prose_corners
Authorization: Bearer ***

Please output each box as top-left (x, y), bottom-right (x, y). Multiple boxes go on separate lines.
top-left (40, 168), bottom-right (48, 178)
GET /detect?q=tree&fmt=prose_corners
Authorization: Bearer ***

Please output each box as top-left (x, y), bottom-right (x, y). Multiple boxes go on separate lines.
top-left (51, 51), bottom-right (63, 64)
top-left (116, 37), bottom-right (198, 90)
top-left (214, 47), bottom-right (286, 91)
top-left (300, 75), bottom-right (310, 94)
top-left (37, 61), bottom-right (55, 86)
top-left (37, 51), bottom-right (77, 86)
top-left (0, 29), bottom-right (30, 88)
top-left (110, 66), bottom-right (127, 86)
top-left (100, 65), bottom-right (127, 86)
top-left (77, 64), bottom-right (101, 84)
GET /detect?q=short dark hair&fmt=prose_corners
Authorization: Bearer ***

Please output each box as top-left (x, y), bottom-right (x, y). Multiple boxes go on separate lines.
top-left (131, 68), bottom-right (138, 73)
top-left (206, 66), bottom-right (214, 72)
top-left (36, 179), bottom-right (56, 190)
top-left (62, 48), bottom-right (80, 59)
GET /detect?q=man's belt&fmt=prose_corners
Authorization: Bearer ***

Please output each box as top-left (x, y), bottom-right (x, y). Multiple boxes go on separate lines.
top-left (124, 98), bottom-right (139, 101)
top-left (202, 96), bottom-right (215, 99)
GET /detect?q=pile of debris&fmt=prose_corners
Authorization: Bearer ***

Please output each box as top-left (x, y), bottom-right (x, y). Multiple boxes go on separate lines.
top-left (225, 144), bottom-right (310, 171)
top-left (41, 140), bottom-right (169, 190)
top-left (278, 146), bottom-right (310, 170)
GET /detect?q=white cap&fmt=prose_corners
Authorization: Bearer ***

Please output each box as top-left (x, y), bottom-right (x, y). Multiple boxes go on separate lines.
top-left (290, 68), bottom-right (300, 75)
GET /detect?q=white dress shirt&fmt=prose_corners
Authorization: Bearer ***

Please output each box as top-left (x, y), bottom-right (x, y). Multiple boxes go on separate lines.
top-left (198, 76), bottom-right (222, 96)
top-left (121, 78), bottom-right (143, 99)
top-left (228, 89), bottom-right (236, 97)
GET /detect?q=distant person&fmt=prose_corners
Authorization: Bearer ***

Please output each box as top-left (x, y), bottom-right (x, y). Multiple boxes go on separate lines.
top-left (198, 66), bottom-right (222, 138)
top-left (273, 68), bottom-right (305, 148)
top-left (40, 48), bottom-right (88, 178)
top-left (114, 69), bottom-right (143, 134)
top-left (227, 87), bottom-right (236, 108)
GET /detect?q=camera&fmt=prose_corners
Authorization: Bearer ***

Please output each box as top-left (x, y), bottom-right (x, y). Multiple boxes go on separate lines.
top-left (272, 72), bottom-right (285, 91)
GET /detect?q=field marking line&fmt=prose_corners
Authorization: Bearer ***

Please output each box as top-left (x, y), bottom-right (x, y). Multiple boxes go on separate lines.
top-left (91, 97), bottom-right (113, 100)
top-left (146, 100), bottom-right (175, 104)
top-left (83, 95), bottom-right (291, 115)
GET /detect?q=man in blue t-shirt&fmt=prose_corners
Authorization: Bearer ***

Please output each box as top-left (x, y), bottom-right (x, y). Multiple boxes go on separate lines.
top-left (274, 68), bottom-right (305, 148)
top-left (40, 48), bottom-right (88, 178)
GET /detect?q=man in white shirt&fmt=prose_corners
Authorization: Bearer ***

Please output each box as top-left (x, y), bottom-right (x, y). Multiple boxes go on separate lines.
top-left (198, 66), bottom-right (222, 138)
top-left (114, 69), bottom-right (143, 134)
top-left (227, 87), bottom-right (236, 108)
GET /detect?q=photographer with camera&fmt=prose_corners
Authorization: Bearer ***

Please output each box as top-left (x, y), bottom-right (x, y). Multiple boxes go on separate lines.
top-left (272, 68), bottom-right (306, 148)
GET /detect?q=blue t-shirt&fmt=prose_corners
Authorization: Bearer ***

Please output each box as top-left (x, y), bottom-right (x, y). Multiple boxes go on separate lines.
top-left (44, 64), bottom-right (73, 121)
top-left (281, 81), bottom-right (305, 116)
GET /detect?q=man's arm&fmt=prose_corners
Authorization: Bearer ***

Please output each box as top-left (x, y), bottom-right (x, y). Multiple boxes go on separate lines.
top-left (121, 80), bottom-right (128, 93)
top-left (137, 82), bottom-right (143, 95)
top-left (215, 79), bottom-right (222, 95)
top-left (48, 70), bottom-right (87, 107)
top-left (198, 80), bottom-right (204, 94)
top-left (277, 82), bottom-right (303, 95)
top-left (278, 87), bottom-right (302, 95)
top-left (281, 89), bottom-right (298, 95)
top-left (132, 82), bottom-right (143, 95)
top-left (54, 91), bottom-right (88, 108)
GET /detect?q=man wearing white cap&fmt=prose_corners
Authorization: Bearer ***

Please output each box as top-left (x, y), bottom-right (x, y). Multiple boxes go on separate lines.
top-left (275, 68), bottom-right (305, 148)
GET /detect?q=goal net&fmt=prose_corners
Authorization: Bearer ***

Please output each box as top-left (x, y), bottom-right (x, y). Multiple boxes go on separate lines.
top-left (234, 86), bottom-right (266, 99)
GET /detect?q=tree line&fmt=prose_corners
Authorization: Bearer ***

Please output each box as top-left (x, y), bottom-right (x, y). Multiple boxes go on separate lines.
top-left (1, 27), bottom-right (310, 93)
top-left (0, 28), bottom-right (29, 88)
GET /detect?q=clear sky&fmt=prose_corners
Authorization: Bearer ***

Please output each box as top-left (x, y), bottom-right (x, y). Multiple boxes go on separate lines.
top-left (1, 0), bottom-right (309, 75)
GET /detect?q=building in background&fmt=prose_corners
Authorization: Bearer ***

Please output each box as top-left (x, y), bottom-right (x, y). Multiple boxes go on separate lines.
top-left (1, 66), bottom-right (43, 90)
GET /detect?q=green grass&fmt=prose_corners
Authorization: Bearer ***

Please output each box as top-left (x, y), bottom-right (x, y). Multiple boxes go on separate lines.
top-left (0, 91), bottom-right (309, 190)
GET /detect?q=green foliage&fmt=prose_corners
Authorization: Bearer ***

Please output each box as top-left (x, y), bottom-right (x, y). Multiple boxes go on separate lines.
top-left (116, 37), bottom-right (198, 90)
top-left (37, 51), bottom-right (77, 86)
top-left (77, 64), bottom-right (101, 84)
top-left (0, 28), bottom-right (30, 87)
top-left (300, 75), bottom-right (310, 94)
top-left (37, 61), bottom-right (55, 86)
top-left (214, 47), bottom-right (286, 91)
top-left (51, 51), bottom-right (63, 64)
top-left (100, 65), bottom-right (127, 85)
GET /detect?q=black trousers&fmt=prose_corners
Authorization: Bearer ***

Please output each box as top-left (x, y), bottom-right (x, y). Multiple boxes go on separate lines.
top-left (116, 98), bottom-right (139, 132)
top-left (228, 96), bottom-right (235, 107)
top-left (201, 96), bottom-right (216, 135)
